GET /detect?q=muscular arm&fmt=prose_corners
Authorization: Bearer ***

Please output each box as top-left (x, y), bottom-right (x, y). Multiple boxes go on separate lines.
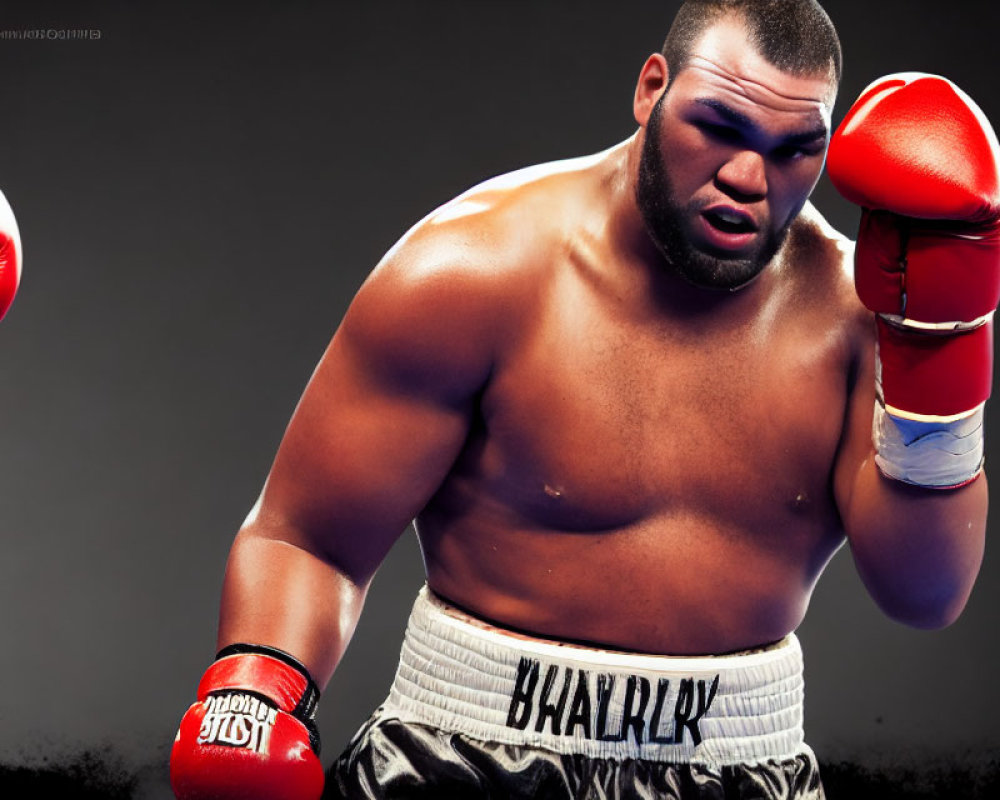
top-left (833, 334), bottom-right (988, 629)
top-left (217, 233), bottom-right (499, 688)
top-left (826, 73), bottom-right (999, 630)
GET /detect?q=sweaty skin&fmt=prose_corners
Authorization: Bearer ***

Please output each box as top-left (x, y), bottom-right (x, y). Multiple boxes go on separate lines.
top-left (218, 20), bottom-right (987, 687)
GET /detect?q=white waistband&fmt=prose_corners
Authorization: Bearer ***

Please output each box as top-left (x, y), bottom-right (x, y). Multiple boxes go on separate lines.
top-left (382, 586), bottom-right (808, 766)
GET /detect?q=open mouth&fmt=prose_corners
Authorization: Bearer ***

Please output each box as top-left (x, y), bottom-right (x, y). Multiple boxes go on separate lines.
top-left (703, 207), bottom-right (757, 235)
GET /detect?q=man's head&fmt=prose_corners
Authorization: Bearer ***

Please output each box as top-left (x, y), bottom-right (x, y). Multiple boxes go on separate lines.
top-left (663, 0), bottom-right (841, 91)
top-left (634, 0), bottom-right (841, 291)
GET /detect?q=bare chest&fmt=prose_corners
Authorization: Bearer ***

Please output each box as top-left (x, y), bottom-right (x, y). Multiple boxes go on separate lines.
top-left (473, 282), bottom-right (851, 532)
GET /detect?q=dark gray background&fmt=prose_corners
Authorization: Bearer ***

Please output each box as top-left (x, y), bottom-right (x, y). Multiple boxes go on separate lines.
top-left (0, 1), bottom-right (996, 797)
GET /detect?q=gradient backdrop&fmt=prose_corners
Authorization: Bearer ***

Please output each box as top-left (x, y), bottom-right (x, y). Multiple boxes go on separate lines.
top-left (0, 1), bottom-right (997, 797)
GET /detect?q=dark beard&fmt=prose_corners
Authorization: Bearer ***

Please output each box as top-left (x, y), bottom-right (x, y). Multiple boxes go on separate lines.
top-left (635, 93), bottom-right (788, 291)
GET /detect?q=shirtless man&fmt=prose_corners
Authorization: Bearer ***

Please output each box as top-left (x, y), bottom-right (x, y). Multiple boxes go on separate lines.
top-left (170, 1), bottom-right (998, 798)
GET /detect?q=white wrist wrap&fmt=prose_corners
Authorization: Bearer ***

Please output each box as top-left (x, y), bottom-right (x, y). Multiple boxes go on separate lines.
top-left (873, 401), bottom-right (985, 488)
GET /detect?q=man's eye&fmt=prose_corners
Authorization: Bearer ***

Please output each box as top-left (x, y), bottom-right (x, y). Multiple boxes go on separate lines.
top-left (699, 122), bottom-right (741, 143)
top-left (772, 145), bottom-right (806, 160)
top-left (773, 144), bottom-right (821, 161)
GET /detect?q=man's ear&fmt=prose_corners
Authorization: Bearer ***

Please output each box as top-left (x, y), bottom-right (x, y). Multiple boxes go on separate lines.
top-left (634, 53), bottom-right (670, 127)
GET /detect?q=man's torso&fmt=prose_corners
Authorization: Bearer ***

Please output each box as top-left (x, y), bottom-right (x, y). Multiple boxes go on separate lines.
top-left (395, 148), bottom-right (868, 655)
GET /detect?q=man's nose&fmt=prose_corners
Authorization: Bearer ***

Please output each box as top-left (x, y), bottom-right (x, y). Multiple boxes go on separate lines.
top-left (716, 150), bottom-right (767, 201)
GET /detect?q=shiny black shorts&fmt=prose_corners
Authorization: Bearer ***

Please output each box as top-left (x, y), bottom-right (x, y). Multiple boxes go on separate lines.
top-left (326, 708), bottom-right (826, 799)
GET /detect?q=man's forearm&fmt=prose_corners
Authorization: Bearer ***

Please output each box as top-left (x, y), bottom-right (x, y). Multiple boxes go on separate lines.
top-left (218, 525), bottom-right (369, 689)
top-left (842, 456), bottom-right (987, 629)
top-left (171, 525), bottom-right (361, 800)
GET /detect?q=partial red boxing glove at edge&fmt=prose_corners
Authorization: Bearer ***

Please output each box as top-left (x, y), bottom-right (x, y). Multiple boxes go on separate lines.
top-left (0, 188), bottom-right (21, 322)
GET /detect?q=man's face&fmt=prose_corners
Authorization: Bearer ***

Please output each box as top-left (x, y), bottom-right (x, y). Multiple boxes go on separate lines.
top-left (636, 19), bottom-right (836, 291)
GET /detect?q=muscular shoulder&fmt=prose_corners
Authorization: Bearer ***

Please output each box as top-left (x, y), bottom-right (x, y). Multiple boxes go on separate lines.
top-left (784, 202), bottom-right (869, 331)
top-left (336, 153), bottom-right (605, 400)
top-left (784, 202), bottom-right (854, 286)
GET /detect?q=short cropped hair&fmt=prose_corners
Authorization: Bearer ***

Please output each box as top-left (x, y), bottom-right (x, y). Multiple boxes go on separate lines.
top-left (663, 0), bottom-right (842, 84)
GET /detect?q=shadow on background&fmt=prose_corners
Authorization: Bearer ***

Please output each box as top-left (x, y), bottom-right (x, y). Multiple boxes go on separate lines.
top-left (2, 752), bottom-right (1000, 799)
top-left (0, 750), bottom-right (135, 799)
top-left (821, 759), bottom-right (1000, 799)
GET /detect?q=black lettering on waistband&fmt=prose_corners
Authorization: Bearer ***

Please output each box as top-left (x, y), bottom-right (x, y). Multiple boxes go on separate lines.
top-left (673, 674), bottom-right (720, 746)
top-left (596, 674), bottom-right (626, 742)
top-left (506, 657), bottom-right (539, 731)
top-left (621, 675), bottom-right (651, 745)
top-left (565, 669), bottom-right (592, 739)
top-left (535, 665), bottom-right (573, 735)
top-left (649, 678), bottom-right (674, 744)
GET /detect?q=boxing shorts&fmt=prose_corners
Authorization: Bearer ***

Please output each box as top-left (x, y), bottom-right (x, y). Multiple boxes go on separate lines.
top-left (329, 586), bottom-right (824, 799)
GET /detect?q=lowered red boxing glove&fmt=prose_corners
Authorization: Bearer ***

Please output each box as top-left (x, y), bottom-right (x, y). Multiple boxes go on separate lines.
top-left (827, 73), bottom-right (1000, 487)
top-left (170, 644), bottom-right (325, 800)
top-left (0, 187), bottom-right (21, 322)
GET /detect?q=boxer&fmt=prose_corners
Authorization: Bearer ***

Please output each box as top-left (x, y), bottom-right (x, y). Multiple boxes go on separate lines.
top-left (171, 1), bottom-right (995, 797)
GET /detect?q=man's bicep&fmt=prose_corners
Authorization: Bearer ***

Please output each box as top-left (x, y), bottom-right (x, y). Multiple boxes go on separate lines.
top-left (255, 291), bottom-right (485, 584)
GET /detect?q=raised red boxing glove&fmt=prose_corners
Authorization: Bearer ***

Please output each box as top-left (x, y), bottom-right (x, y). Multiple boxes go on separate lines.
top-left (827, 73), bottom-right (1000, 486)
top-left (0, 187), bottom-right (22, 322)
top-left (170, 644), bottom-right (325, 800)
